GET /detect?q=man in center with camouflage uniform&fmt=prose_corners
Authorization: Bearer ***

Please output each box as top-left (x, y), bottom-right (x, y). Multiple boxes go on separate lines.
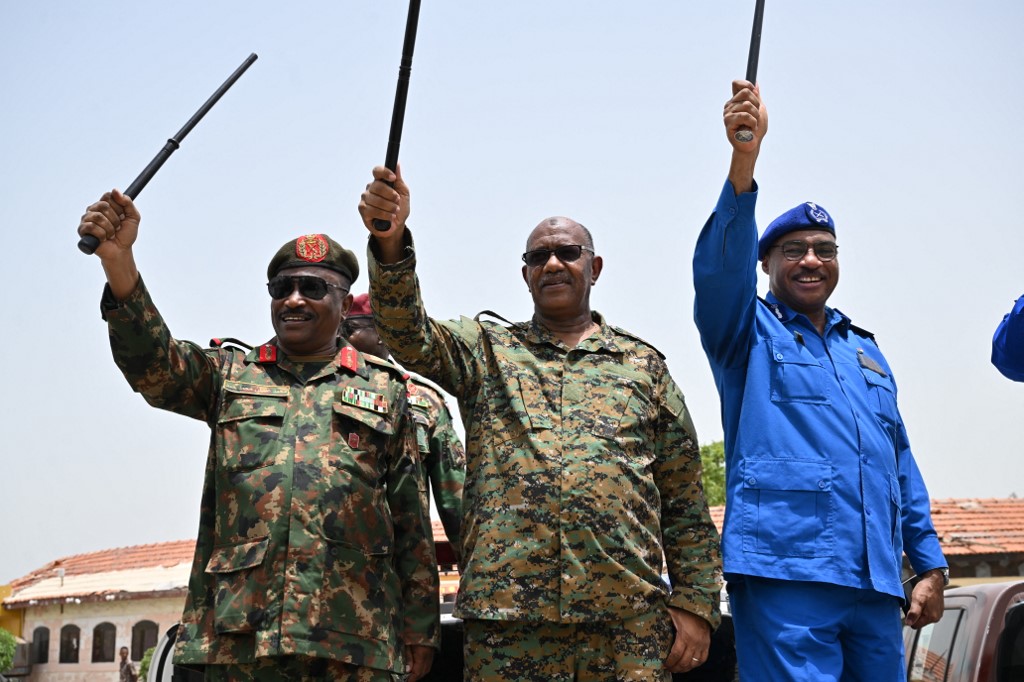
top-left (358, 166), bottom-right (722, 680)
top-left (77, 188), bottom-right (439, 681)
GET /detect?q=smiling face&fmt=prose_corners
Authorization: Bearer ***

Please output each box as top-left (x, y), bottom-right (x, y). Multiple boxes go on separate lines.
top-left (270, 266), bottom-right (352, 356)
top-left (521, 218), bottom-right (603, 323)
top-left (761, 229), bottom-right (839, 319)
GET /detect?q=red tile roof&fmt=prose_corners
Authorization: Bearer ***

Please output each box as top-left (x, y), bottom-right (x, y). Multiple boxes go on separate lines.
top-left (928, 498), bottom-right (1024, 556)
top-left (9, 540), bottom-right (196, 593)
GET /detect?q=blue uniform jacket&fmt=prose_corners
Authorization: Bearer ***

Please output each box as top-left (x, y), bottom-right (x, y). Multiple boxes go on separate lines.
top-left (992, 295), bottom-right (1024, 381)
top-left (693, 180), bottom-right (946, 599)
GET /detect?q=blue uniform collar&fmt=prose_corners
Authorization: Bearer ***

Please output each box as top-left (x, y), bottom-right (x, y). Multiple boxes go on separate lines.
top-left (763, 292), bottom-right (851, 334)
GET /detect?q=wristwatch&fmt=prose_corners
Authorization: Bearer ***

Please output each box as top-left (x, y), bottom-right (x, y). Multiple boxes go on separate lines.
top-left (929, 567), bottom-right (950, 586)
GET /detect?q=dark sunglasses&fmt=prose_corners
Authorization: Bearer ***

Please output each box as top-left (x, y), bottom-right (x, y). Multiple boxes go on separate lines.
top-left (770, 240), bottom-right (839, 262)
top-left (521, 244), bottom-right (594, 268)
top-left (267, 275), bottom-right (347, 300)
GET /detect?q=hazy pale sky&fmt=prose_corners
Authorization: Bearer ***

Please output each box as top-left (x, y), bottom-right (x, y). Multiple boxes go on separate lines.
top-left (3, 1), bottom-right (1022, 583)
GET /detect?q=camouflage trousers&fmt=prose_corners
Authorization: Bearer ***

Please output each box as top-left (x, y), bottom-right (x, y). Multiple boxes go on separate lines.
top-left (463, 609), bottom-right (674, 682)
top-left (202, 656), bottom-right (403, 682)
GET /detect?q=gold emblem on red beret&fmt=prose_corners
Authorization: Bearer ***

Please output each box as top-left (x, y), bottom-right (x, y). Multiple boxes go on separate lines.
top-left (295, 234), bottom-right (329, 263)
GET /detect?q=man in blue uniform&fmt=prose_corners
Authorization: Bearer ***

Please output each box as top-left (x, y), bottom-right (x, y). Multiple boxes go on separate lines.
top-left (692, 80), bottom-right (948, 680)
top-left (993, 295), bottom-right (1024, 381)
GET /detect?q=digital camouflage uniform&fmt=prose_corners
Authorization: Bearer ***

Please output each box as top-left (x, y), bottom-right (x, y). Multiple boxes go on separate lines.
top-left (101, 277), bottom-right (439, 678)
top-left (367, 232), bottom-right (722, 678)
top-left (404, 373), bottom-right (465, 560)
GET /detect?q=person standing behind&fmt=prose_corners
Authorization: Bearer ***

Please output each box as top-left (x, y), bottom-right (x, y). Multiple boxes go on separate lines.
top-left (77, 189), bottom-right (439, 681)
top-left (992, 295), bottom-right (1024, 381)
top-left (119, 647), bottom-right (138, 682)
top-left (692, 81), bottom-right (948, 681)
top-left (357, 167), bottom-right (722, 681)
top-left (344, 293), bottom-right (466, 559)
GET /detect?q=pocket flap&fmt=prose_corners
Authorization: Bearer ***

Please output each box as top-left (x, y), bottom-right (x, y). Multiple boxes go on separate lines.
top-left (219, 382), bottom-right (289, 424)
top-left (205, 537), bottom-right (270, 574)
top-left (743, 459), bottom-right (832, 492)
top-left (333, 401), bottom-right (395, 435)
top-left (861, 368), bottom-right (895, 392)
top-left (769, 337), bottom-right (820, 366)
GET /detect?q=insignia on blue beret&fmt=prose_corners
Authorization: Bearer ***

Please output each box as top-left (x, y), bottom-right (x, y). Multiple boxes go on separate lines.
top-left (758, 202), bottom-right (836, 259)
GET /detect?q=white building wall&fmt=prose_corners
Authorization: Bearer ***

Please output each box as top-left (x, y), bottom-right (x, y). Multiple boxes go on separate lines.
top-left (22, 595), bottom-right (183, 682)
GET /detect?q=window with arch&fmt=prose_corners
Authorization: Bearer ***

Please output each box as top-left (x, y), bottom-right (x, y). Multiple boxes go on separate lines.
top-left (59, 624), bottom-right (80, 664)
top-left (91, 622), bottom-right (116, 662)
top-left (131, 620), bottom-right (158, 661)
top-left (31, 626), bottom-right (49, 664)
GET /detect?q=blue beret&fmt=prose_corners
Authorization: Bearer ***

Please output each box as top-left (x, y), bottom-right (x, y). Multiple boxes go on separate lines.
top-left (758, 202), bottom-right (836, 259)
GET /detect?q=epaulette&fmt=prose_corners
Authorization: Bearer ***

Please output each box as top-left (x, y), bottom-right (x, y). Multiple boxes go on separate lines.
top-left (209, 337), bottom-right (254, 352)
top-left (609, 325), bottom-right (666, 360)
top-left (404, 371), bottom-right (448, 399)
top-left (362, 352), bottom-right (407, 380)
top-left (849, 323), bottom-right (877, 343)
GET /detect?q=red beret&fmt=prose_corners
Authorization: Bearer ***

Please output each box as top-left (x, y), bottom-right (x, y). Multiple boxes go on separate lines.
top-left (347, 292), bottom-right (373, 318)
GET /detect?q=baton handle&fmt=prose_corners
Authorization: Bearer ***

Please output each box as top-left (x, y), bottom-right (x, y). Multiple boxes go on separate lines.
top-left (78, 53), bottom-right (258, 254)
top-left (374, 0), bottom-right (421, 231)
top-left (734, 0), bottom-right (765, 143)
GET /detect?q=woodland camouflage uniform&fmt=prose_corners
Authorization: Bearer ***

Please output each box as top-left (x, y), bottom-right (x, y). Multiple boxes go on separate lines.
top-left (101, 277), bottom-right (439, 676)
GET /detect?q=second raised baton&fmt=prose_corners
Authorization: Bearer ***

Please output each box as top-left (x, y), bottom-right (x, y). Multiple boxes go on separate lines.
top-left (735, 0), bottom-right (765, 143)
top-left (78, 53), bottom-right (258, 254)
top-left (373, 0), bottom-right (422, 232)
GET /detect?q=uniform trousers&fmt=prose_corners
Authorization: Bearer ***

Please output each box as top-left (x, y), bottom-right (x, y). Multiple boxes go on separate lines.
top-left (463, 608), bottom-right (674, 682)
top-left (729, 577), bottom-right (905, 681)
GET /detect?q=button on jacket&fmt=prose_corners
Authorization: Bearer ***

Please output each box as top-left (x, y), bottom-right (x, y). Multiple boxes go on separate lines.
top-left (693, 180), bottom-right (946, 599)
top-left (102, 278), bottom-right (438, 673)
top-left (368, 233), bottom-right (722, 627)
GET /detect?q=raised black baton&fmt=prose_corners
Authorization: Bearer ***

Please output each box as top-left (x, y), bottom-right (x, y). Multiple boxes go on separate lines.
top-left (78, 53), bottom-right (259, 254)
top-left (735, 0), bottom-right (765, 143)
top-left (373, 0), bottom-right (422, 231)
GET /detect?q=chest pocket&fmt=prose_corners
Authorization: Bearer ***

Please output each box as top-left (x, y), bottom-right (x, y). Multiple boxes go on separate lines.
top-left (331, 398), bottom-right (396, 486)
top-left (217, 381), bottom-right (290, 472)
top-left (768, 337), bottom-right (831, 405)
top-left (860, 364), bottom-right (898, 427)
top-left (485, 362), bottom-right (552, 446)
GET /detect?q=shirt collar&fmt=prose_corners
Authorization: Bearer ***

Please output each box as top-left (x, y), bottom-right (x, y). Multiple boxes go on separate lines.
top-left (521, 311), bottom-right (622, 353)
top-left (764, 292), bottom-right (847, 332)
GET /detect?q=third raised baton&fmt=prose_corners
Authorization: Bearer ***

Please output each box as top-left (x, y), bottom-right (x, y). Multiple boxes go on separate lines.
top-left (735, 0), bottom-right (765, 143)
top-left (373, 0), bottom-right (422, 232)
top-left (78, 52), bottom-right (258, 254)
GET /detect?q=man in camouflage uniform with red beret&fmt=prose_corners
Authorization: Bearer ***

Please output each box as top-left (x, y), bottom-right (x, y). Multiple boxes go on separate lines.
top-left (343, 293), bottom-right (466, 561)
top-left (78, 189), bottom-right (439, 682)
top-left (358, 168), bottom-right (722, 681)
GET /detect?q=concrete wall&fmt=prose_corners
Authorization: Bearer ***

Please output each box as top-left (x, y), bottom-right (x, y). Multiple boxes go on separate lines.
top-left (21, 595), bottom-right (183, 682)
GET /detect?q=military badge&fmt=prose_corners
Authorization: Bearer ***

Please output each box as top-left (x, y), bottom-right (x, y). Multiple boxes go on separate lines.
top-left (348, 432), bottom-right (360, 449)
top-left (294, 234), bottom-right (329, 263)
top-left (805, 202), bottom-right (831, 226)
top-left (857, 349), bottom-right (888, 376)
top-left (341, 386), bottom-right (389, 413)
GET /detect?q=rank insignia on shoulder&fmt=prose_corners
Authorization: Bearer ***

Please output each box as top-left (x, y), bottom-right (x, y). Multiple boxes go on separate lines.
top-left (857, 349), bottom-right (887, 376)
top-left (342, 386), bottom-right (389, 413)
top-left (348, 432), bottom-right (360, 449)
top-left (257, 344), bottom-right (278, 363)
top-left (340, 346), bottom-right (359, 372)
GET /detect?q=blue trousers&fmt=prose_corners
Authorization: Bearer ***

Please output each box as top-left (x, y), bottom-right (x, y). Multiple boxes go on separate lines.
top-left (729, 577), bottom-right (905, 682)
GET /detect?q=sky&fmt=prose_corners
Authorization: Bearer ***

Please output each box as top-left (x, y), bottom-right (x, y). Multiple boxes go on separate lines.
top-left (2, 0), bottom-right (1023, 584)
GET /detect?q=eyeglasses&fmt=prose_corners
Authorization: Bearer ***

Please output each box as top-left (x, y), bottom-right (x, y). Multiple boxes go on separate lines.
top-left (267, 275), bottom-right (347, 300)
top-left (521, 244), bottom-right (594, 268)
top-left (770, 240), bottom-right (839, 262)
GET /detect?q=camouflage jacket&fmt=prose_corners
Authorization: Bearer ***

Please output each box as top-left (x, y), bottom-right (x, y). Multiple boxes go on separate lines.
top-left (368, 236), bottom-right (722, 627)
top-left (102, 278), bottom-right (439, 672)
top-left (404, 372), bottom-right (466, 562)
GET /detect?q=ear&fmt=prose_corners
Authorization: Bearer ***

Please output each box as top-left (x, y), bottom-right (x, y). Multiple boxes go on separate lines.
top-left (340, 292), bottom-right (354, 316)
top-left (522, 265), bottom-right (529, 288)
top-left (760, 257), bottom-right (770, 275)
top-left (590, 255), bottom-right (603, 284)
